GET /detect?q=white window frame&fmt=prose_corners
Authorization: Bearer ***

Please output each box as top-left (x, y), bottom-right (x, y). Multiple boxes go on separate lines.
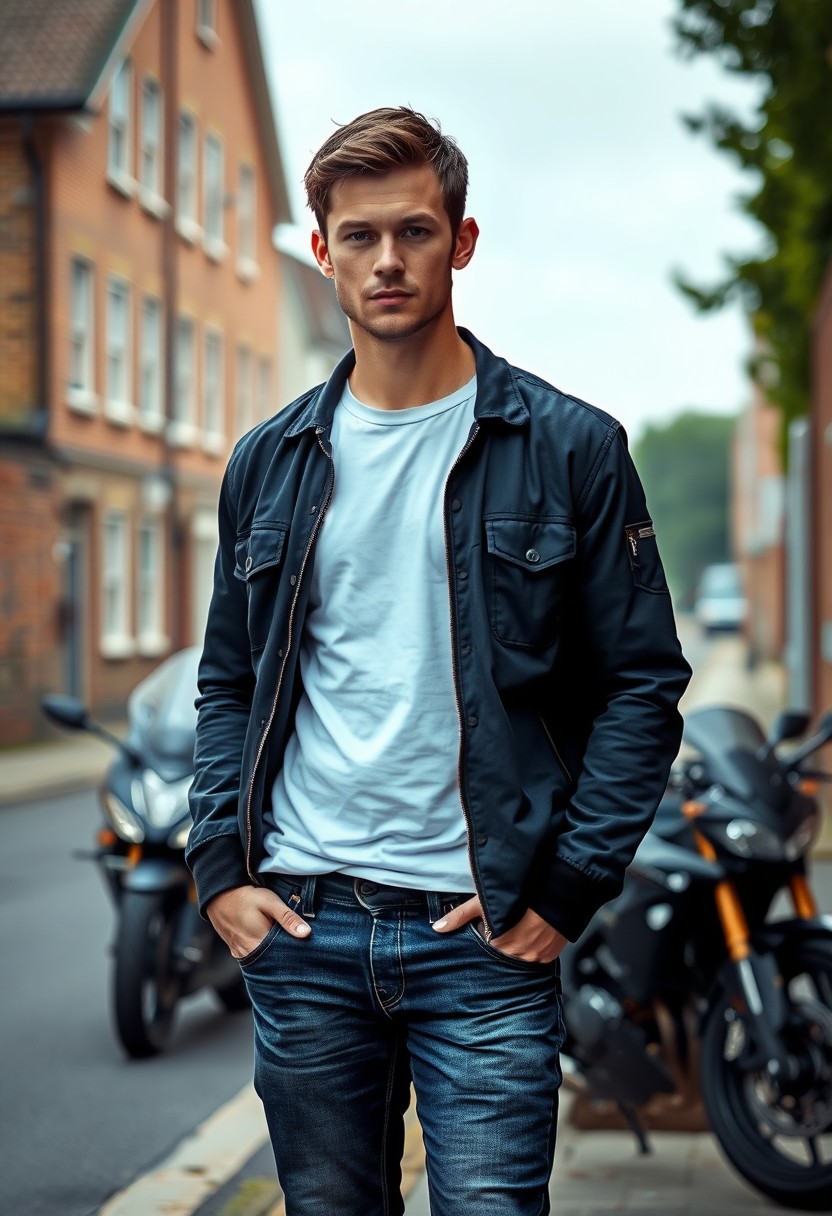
top-left (68, 257), bottom-right (96, 413)
top-left (236, 345), bottom-right (253, 437)
top-left (203, 132), bottom-right (226, 260)
top-left (256, 356), bottom-right (271, 424)
top-left (139, 295), bottom-right (164, 432)
top-left (107, 59), bottom-right (134, 195)
top-left (105, 276), bottom-right (134, 425)
top-left (202, 327), bottom-right (225, 453)
top-left (169, 314), bottom-right (197, 447)
top-left (176, 109), bottom-right (201, 242)
top-left (137, 515), bottom-right (168, 655)
top-left (196, 0), bottom-right (219, 48)
top-left (236, 163), bottom-right (258, 280)
top-left (139, 76), bottom-right (166, 216)
top-left (100, 509), bottom-right (134, 658)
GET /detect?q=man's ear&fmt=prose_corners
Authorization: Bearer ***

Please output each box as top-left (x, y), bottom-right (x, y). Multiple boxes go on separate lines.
top-left (311, 230), bottom-right (334, 279)
top-left (452, 217), bottom-right (479, 271)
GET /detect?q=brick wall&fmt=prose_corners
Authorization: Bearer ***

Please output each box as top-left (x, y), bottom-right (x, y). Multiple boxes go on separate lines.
top-left (0, 123), bottom-right (37, 428)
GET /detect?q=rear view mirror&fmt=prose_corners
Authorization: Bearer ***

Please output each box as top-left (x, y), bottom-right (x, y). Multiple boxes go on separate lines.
top-left (769, 710), bottom-right (810, 747)
top-left (41, 694), bottom-right (91, 732)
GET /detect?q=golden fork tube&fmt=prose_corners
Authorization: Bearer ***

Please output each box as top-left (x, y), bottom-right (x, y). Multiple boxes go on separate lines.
top-left (694, 830), bottom-right (751, 962)
top-left (789, 873), bottom-right (818, 919)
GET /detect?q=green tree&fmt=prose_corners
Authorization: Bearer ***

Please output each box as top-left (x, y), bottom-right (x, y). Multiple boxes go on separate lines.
top-left (672, 0), bottom-right (832, 451)
top-left (634, 411), bottom-right (736, 604)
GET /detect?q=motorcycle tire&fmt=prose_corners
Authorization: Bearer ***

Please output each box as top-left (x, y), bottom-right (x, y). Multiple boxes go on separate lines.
top-left (213, 976), bottom-right (250, 1012)
top-left (701, 935), bottom-right (832, 1211)
top-left (113, 890), bottom-right (181, 1058)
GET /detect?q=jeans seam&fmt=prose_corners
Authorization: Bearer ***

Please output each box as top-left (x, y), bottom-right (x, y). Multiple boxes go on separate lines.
top-left (368, 917), bottom-right (394, 1019)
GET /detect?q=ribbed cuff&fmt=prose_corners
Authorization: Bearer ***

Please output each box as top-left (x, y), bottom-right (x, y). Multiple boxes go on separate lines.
top-left (186, 835), bottom-right (251, 918)
top-left (525, 853), bottom-right (621, 943)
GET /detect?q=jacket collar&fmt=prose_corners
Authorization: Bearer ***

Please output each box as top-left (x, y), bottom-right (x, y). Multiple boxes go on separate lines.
top-left (284, 327), bottom-right (530, 437)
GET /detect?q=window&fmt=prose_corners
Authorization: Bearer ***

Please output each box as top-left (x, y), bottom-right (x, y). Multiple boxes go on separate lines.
top-left (137, 516), bottom-right (167, 653)
top-left (197, 0), bottom-right (218, 46)
top-left (105, 277), bottom-right (133, 423)
top-left (108, 59), bottom-right (133, 187)
top-left (203, 133), bottom-right (225, 256)
top-left (139, 297), bottom-right (163, 430)
top-left (237, 163), bottom-right (256, 273)
top-left (203, 329), bottom-right (224, 450)
top-left (177, 110), bottom-right (199, 239)
top-left (256, 356), bottom-right (271, 423)
top-left (101, 509), bottom-right (132, 657)
top-left (68, 258), bottom-right (95, 410)
top-left (139, 77), bottom-right (163, 204)
top-left (170, 315), bottom-right (196, 445)
top-left (236, 345), bottom-right (253, 436)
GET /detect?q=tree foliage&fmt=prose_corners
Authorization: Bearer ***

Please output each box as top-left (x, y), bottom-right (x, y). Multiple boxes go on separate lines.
top-left (633, 411), bottom-right (736, 604)
top-left (672, 0), bottom-right (832, 445)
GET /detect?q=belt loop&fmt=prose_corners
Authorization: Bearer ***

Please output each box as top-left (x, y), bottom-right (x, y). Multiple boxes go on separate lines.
top-left (301, 874), bottom-right (318, 919)
top-left (426, 891), bottom-right (443, 923)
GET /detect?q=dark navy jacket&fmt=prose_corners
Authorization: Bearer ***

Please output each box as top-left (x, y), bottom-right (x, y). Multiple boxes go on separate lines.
top-left (186, 329), bottom-right (692, 941)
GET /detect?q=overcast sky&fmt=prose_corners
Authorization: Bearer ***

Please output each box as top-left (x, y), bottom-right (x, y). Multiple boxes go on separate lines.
top-left (254, 0), bottom-right (763, 441)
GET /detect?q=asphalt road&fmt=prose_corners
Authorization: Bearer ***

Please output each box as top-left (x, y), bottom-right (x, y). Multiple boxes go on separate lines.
top-left (0, 788), bottom-right (254, 1216)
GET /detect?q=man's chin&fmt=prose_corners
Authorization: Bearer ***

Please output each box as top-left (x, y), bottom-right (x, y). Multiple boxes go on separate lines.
top-left (354, 311), bottom-right (444, 344)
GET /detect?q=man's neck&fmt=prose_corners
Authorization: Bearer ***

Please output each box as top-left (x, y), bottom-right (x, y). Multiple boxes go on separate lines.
top-left (347, 312), bottom-right (476, 411)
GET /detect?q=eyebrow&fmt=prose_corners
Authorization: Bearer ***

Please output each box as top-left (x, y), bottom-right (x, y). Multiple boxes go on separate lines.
top-left (334, 212), bottom-right (437, 236)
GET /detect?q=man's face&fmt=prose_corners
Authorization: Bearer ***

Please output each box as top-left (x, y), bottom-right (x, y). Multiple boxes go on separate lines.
top-left (312, 164), bottom-right (477, 343)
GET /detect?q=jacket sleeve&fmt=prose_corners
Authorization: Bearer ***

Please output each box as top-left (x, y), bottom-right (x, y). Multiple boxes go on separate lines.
top-left (185, 453), bottom-right (255, 915)
top-left (526, 425), bottom-right (692, 942)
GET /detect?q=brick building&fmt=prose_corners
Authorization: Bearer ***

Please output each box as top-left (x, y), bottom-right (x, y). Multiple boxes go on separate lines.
top-left (812, 261), bottom-right (832, 718)
top-left (0, 0), bottom-right (346, 742)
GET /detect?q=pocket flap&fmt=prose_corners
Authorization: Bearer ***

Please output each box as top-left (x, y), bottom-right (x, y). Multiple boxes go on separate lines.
top-left (485, 518), bottom-right (576, 572)
top-left (234, 525), bottom-right (287, 580)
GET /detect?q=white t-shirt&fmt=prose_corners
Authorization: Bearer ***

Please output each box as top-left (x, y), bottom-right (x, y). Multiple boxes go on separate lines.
top-left (261, 376), bottom-right (478, 892)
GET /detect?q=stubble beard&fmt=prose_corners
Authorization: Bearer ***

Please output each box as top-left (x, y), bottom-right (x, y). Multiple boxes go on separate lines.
top-left (334, 273), bottom-right (454, 345)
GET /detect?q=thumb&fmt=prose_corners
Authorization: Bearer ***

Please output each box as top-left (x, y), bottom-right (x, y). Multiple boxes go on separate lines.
top-left (265, 891), bottom-right (311, 938)
top-left (432, 895), bottom-right (482, 934)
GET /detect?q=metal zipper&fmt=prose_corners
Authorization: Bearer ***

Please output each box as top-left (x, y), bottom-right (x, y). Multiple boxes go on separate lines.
top-left (442, 422), bottom-right (492, 932)
top-left (537, 713), bottom-right (573, 784)
top-left (244, 428), bottom-right (335, 881)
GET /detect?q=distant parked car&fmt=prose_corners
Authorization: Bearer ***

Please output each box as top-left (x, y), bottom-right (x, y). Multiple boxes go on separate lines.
top-left (694, 562), bottom-right (747, 633)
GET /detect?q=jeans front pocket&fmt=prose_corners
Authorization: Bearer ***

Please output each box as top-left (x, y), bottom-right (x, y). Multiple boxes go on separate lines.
top-left (467, 919), bottom-right (558, 973)
top-left (235, 921), bottom-right (282, 969)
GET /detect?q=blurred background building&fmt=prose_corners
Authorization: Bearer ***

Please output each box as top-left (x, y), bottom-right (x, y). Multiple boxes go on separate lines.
top-left (0, 0), bottom-right (348, 743)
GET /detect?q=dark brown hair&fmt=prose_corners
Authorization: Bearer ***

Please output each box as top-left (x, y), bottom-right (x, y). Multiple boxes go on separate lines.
top-left (304, 107), bottom-right (468, 236)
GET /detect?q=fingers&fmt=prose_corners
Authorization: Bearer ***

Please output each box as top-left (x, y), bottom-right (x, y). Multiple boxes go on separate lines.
top-left (432, 894), bottom-right (482, 933)
top-left (262, 890), bottom-right (311, 938)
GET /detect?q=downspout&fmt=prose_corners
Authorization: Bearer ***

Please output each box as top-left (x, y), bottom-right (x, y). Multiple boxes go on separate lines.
top-left (162, 0), bottom-right (182, 648)
top-left (20, 113), bottom-right (49, 439)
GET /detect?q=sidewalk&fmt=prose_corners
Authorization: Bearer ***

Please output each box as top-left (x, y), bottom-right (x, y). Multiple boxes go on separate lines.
top-left (0, 721), bottom-right (126, 808)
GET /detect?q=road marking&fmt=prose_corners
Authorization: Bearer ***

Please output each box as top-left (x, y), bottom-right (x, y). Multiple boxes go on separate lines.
top-left (99, 1083), bottom-right (269, 1216)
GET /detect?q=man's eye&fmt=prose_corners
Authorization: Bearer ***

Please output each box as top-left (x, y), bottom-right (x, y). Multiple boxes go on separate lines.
top-left (405, 227), bottom-right (428, 238)
top-left (346, 231), bottom-right (371, 243)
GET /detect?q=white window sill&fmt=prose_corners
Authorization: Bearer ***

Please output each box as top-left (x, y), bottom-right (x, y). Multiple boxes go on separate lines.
top-left (137, 632), bottom-right (170, 658)
top-left (105, 399), bottom-right (136, 427)
top-left (176, 215), bottom-right (203, 245)
top-left (197, 24), bottom-right (220, 50)
top-left (203, 235), bottom-right (228, 263)
top-left (106, 167), bottom-right (137, 199)
top-left (66, 386), bottom-right (98, 415)
top-left (139, 188), bottom-right (169, 219)
top-left (166, 420), bottom-right (198, 448)
top-left (201, 430), bottom-right (226, 456)
top-left (100, 634), bottom-right (136, 660)
top-left (236, 256), bottom-right (260, 284)
top-left (139, 411), bottom-right (166, 435)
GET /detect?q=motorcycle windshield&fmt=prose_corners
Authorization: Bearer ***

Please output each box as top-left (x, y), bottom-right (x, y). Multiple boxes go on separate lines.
top-left (127, 647), bottom-right (201, 765)
top-left (683, 706), bottom-right (785, 808)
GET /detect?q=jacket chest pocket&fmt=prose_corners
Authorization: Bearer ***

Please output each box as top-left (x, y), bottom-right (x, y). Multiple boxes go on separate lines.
top-left (234, 524), bottom-right (289, 651)
top-left (484, 517), bottom-right (575, 648)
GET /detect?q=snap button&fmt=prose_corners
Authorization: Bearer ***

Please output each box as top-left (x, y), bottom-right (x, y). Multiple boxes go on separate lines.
top-left (451, 498), bottom-right (462, 512)
top-left (289, 574), bottom-right (297, 586)
top-left (467, 714), bottom-right (478, 727)
top-left (461, 642), bottom-right (472, 655)
top-left (359, 881), bottom-right (377, 896)
top-left (526, 548), bottom-right (540, 564)
top-left (458, 570), bottom-right (468, 580)
top-left (245, 555), bottom-right (253, 572)
top-left (476, 833), bottom-right (488, 847)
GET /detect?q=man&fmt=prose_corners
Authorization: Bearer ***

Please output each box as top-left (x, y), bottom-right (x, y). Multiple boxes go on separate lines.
top-left (187, 107), bottom-right (691, 1215)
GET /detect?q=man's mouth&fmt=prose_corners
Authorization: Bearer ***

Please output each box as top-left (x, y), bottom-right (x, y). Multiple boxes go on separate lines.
top-left (370, 290), bottom-right (413, 302)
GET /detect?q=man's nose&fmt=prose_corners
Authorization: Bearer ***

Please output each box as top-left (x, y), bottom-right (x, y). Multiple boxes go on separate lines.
top-left (373, 237), bottom-right (405, 275)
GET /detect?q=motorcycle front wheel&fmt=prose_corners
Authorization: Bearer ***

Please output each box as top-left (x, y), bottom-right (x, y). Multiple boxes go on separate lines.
top-left (113, 890), bottom-right (181, 1058)
top-left (701, 935), bottom-right (832, 1211)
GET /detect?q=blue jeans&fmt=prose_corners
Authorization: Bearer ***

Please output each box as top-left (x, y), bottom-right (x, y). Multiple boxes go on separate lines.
top-left (239, 872), bottom-right (565, 1216)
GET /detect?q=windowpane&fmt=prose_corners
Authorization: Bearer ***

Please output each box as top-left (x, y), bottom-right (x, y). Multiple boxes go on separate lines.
top-left (106, 279), bottom-right (131, 404)
top-left (178, 111), bottom-right (197, 222)
top-left (236, 346), bottom-right (252, 435)
top-left (204, 134), bottom-right (224, 241)
top-left (140, 78), bottom-right (162, 193)
top-left (138, 517), bottom-right (164, 637)
top-left (203, 330), bottom-right (224, 435)
top-left (139, 297), bottom-right (162, 420)
top-left (175, 317), bottom-right (195, 424)
top-left (102, 510), bottom-right (129, 639)
top-left (238, 164), bottom-right (255, 261)
top-left (70, 259), bottom-right (93, 391)
top-left (108, 60), bottom-right (132, 175)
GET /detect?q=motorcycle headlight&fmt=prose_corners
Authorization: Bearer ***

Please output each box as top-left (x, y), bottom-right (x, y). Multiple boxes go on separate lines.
top-left (134, 771), bottom-right (193, 829)
top-left (167, 818), bottom-right (192, 849)
top-left (715, 818), bottom-right (784, 861)
top-left (101, 790), bottom-right (145, 843)
top-left (785, 810), bottom-right (820, 861)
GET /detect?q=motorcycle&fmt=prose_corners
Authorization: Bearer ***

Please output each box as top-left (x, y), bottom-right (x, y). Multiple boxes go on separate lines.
top-left (42, 648), bottom-right (248, 1059)
top-left (560, 704), bottom-right (832, 1210)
